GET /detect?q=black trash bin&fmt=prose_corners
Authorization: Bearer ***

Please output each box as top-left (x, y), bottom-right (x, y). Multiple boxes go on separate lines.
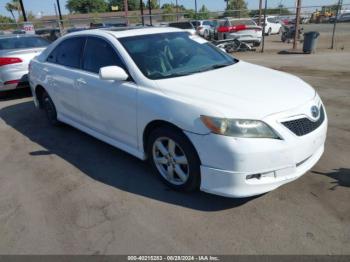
top-left (303, 31), bottom-right (320, 54)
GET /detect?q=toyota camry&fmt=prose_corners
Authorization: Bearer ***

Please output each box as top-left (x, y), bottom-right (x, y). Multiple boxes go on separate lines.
top-left (29, 27), bottom-right (327, 197)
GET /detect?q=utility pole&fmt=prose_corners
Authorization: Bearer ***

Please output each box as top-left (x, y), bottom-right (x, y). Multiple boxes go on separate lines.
top-left (176, 0), bottom-right (179, 21)
top-left (54, 3), bottom-right (63, 34)
top-left (331, 0), bottom-right (342, 49)
top-left (148, 0), bottom-right (152, 25)
top-left (261, 0), bottom-right (267, 52)
top-left (293, 0), bottom-right (302, 50)
top-left (258, 0), bottom-right (263, 25)
top-left (140, 0), bottom-right (144, 26)
top-left (56, 0), bottom-right (63, 27)
top-left (124, 0), bottom-right (129, 25)
top-left (195, 0), bottom-right (198, 19)
top-left (19, 0), bottom-right (27, 21)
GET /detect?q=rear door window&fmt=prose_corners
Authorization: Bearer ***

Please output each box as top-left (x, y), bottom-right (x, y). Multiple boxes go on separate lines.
top-left (231, 19), bottom-right (256, 26)
top-left (47, 37), bottom-right (85, 68)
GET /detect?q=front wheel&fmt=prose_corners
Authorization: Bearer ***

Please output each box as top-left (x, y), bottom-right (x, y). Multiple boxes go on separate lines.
top-left (147, 127), bottom-right (201, 192)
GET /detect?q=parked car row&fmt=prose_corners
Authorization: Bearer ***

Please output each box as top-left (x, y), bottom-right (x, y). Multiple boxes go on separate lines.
top-left (169, 16), bottom-right (282, 47)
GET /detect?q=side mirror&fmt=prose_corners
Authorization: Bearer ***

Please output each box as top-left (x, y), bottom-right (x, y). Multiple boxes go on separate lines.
top-left (99, 66), bottom-right (129, 81)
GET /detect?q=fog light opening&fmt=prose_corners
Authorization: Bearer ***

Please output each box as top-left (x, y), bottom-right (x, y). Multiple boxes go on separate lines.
top-left (246, 174), bottom-right (261, 180)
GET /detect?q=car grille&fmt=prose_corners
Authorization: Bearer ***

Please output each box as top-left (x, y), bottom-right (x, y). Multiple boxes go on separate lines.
top-left (282, 106), bottom-right (325, 136)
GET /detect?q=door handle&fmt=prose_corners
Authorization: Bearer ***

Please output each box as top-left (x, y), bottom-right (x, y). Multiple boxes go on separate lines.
top-left (43, 67), bottom-right (50, 73)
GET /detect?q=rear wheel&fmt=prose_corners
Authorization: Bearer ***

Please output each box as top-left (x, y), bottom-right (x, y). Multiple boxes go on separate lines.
top-left (267, 27), bottom-right (272, 36)
top-left (42, 91), bottom-right (60, 126)
top-left (147, 127), bottom-right (201, 192)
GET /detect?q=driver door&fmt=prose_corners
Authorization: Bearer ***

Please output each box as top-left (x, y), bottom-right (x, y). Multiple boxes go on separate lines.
top-left (76, 36), bottom-right (138, 149)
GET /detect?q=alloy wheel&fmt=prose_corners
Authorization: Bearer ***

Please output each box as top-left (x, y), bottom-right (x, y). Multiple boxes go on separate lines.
top-left (152, 137), bottom-right (190, 186)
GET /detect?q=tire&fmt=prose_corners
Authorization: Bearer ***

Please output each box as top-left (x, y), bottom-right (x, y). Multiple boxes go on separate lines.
top-left (203, 29), bottom-right (209, 39)
top-left (253, 41), bottom-right (261, 47)
top-left (42, 91), bottom-right (60, 126)
top-left (0, 91), bottom-right (7, 100)
top-left (267, 28), bottom-right (272, 36)
top-left (147, 126), bottom-right (201, 192)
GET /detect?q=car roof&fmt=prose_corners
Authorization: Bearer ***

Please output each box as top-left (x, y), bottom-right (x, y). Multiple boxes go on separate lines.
top-left (0, 34), bottom-right (41, 39)
top-left (229, 18), bottom-right (254, 21)
top-left (68, 26), bottom-right (184, 38)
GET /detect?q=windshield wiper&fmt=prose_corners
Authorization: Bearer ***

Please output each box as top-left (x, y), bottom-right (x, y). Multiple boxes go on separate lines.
top-left (158, 63), bottom-right (232, 79)
top-left (194, 63), bottom-right (232, 73)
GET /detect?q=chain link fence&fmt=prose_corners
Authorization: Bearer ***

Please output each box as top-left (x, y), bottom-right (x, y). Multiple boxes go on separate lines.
top-left (0, 3), bottom-right (349, 52)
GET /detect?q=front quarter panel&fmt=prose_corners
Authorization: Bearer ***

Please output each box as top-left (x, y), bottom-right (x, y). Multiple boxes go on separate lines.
top-left (137, 86), bottom-right (219, 150)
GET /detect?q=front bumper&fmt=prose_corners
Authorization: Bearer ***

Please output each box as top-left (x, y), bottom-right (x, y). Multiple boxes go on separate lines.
top-left (185, 100), bottom-right (327, 198)
top-left (199, 145), bottom-right (324, 198)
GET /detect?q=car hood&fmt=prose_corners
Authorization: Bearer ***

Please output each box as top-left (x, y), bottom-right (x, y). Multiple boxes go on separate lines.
top-left (155, 61), bottom-right (316, 119)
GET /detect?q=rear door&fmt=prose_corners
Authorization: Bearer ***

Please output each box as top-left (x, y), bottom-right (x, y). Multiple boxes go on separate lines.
top-left (45, 36), bottom-right (86, 123)
top-left (77, 36), bottom-right (138, 148)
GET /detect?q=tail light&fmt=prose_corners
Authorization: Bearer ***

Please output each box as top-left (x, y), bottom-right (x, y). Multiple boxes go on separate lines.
top-left (218, 24), bottom-right (247, 33)
top-left (4, 80), bottom-right (20, 85)
top-left (218, 26), bottom-right (230, 33)
top-left (0, 57), bottom-right (23, 67)
top-left (232, 24), bottom-right (247, 32)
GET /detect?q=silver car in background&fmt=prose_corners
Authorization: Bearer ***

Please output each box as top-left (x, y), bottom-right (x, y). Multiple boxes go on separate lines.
top-left (216, 18), bottom-right (262, 46)
top-left (0, 35), bottom-right (49, 94)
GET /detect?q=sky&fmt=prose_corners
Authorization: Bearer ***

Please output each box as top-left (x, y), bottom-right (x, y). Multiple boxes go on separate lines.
top-left (0, 0), bottom-right (347, 18)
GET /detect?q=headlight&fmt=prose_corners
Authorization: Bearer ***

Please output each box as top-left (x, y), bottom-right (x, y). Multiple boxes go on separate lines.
top-left (200, 115), bottom-right (280, 139)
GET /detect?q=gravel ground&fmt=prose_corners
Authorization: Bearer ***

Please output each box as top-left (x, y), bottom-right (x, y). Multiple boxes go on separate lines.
top-left (0, 49), bottom-right (349, 254)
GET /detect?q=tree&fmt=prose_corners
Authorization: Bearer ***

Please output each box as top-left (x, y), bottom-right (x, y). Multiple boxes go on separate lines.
top-left (66, 0), bottom-right (108, 14)
top-left (197, 5), bottom-right (210, 19)
top-left (108, 0), bottom-right (140, 11)
top-left (0, 15), bottom-right (15, 30)
top-left (161, 3), bottom-right (186, 21)
top-left (146, 0), bottom-right (159, 9)
top-left (5, 0), bottom-right (21, 21)
top-left (249, 7), bottom-right (291, 16)
top-left (225, 0), bottom-right (249, 18)
top-left (227, 0), bottom-right (247, 10)
top-left (161, 3), bottom-right (185, 10)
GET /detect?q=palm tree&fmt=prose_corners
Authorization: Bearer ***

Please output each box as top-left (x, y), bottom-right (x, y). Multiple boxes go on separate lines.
top-left (5, 0), bottom-right (21, 22)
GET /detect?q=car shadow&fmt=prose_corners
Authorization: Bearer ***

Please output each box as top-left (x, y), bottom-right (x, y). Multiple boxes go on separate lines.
top-left (0, 88), bottom-right (32, 101)
top-left (312, 169), bottom-right (350, 190)
top-left (0, 100), bottom-right (258, 211)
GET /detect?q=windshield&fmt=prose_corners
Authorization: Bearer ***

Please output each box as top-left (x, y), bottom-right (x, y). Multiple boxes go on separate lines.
top-left (230, 19), bottom-right (256, 26)
top-left (119, 32), bottom-right (237, 80)
top-left (0, 36), bottom-right (50, 50)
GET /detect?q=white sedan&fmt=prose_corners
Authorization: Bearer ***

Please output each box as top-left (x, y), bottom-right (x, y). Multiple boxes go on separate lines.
top-left (254, 16), bottom-right (282, 35)
top-left (29, 27), bottom-right (327, 198)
